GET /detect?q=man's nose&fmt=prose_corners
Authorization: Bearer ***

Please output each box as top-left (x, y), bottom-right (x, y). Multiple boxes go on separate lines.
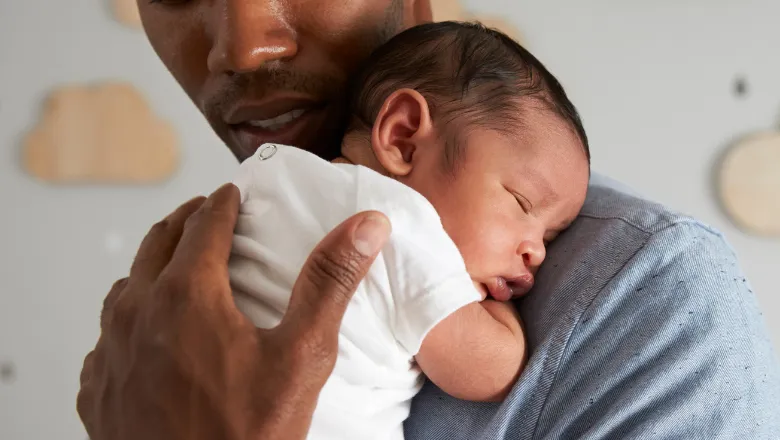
top-left (207, 0), bottom-right (298, 75)
top-left (518, 239), bottom-right (546, 273)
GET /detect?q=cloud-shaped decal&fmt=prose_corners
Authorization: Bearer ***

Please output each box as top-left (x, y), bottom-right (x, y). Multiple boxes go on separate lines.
top-left (717, 131), bottom-right (780, 237)
top-left (431, 0), bottom-right (524, 43)
top-left (23, 82), bottom-right (179, 184)
top-left (113, 0), bottom-right (142, 29)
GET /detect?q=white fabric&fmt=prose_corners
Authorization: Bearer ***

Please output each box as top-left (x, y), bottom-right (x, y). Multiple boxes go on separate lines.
top-left (229, 144), bottom-right (482, 440)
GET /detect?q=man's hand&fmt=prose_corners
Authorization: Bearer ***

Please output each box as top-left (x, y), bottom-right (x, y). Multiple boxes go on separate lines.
top-left (76, 183), bottom-right (391, 440)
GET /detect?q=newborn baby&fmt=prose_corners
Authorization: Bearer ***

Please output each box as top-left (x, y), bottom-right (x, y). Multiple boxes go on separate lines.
top-left (229, 21), bottom-right (590, 440)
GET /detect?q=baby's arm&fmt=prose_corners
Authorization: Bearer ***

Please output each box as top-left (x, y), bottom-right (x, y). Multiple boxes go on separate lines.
top-left (415, 299), bottom-right (527, 402)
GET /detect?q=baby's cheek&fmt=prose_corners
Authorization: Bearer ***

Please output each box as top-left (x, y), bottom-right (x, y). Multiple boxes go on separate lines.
top-left (445, 231), bottom-right (484, 271)
top-left (442, 208), bottom-right (510, 273)
top-left (483, 223), bottom-right (522, 265)
top-left (458, 232), bottom-right (508, 275)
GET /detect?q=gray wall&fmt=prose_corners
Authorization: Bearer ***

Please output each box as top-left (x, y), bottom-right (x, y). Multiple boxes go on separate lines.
top-left (1, 1), bottom-right (778, 438)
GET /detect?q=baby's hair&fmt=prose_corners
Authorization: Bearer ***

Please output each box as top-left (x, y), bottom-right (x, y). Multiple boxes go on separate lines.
top-left (346, 21), bottom-right (590, 169)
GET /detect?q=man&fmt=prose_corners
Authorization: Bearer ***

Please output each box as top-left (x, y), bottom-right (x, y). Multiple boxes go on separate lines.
top-left (77, 0), bottom-right (780, 439)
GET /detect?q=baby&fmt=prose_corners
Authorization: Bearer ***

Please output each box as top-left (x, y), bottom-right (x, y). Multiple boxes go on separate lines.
top-left (229, 21), bottom-right (590, 440)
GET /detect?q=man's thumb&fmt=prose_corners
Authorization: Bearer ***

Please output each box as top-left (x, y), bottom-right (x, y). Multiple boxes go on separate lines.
top-left (280, 211), bottom-right (391, 346)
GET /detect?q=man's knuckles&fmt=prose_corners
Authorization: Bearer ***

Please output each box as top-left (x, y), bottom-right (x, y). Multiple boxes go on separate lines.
top-left (79, 350), bottom-right (95, 385)
top-left (100, 277), bottom-right (129, 329)
top-left (108, 293), bottom-right (141, 341)
top-left (149, 217), bottom-right (173, 236)
top-left (306, 248), bottom-right (365, 301)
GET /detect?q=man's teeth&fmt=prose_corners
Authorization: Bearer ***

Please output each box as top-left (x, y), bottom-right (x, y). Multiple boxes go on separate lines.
top-left (246, 109), bottom-right (306, 131)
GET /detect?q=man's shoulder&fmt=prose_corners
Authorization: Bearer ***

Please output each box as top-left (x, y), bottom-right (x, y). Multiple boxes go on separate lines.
top-left (530, 174), bottom-right (731, 338)
top-left (522, 174), bottom-right (780, 439)
top-left (580, 173), bottom-right (717, 237)
top-left (405, 175), bottom-right (780, 440)
top-left (535, 174), bottom-right (760, 350)
top-left (557, 173), bottom-right (735, 291)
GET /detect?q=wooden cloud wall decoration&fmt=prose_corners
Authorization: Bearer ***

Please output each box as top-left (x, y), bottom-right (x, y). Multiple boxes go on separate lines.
top-left (716, 130), bottom-right (780, 237)
top-left (22, 82), bottom-right (179, 184)
top-left (430, 0), bottom-right (523, 43)
top-left (112, 0), bottom-right (142, 29)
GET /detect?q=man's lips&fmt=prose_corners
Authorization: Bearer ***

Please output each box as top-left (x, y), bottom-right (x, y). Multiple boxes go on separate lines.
top-left (485, 275), bottom-right (535, 302)
top-left (224, 97), bottom-right (327, 158)
top-left (224, 96), bottom-right (323, 125)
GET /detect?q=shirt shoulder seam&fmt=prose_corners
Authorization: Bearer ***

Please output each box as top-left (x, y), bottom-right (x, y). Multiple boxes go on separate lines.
top-left (577, 212), bottom-right (723, 237)
top-left (528, 218), bottom-right (721, 439)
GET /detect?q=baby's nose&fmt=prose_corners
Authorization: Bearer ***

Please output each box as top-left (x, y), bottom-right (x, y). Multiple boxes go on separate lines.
top-left (518, 240), bottom-right (546, 272)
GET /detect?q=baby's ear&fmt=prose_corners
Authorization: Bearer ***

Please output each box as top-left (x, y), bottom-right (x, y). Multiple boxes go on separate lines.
top-left (371, 88), bottom-right (435, 177)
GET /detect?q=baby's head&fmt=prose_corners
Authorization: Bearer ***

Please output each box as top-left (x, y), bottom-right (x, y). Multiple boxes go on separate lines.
top-left (342, 21), bottom-right (590, 300)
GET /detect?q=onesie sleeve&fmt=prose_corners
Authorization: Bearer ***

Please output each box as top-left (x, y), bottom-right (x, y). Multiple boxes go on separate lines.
top-left (352, 166), bottom-right (482, 357)
top-left (381, 235), bottom-right (482, 357)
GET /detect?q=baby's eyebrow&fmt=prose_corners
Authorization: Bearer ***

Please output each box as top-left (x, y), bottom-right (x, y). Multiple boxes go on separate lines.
top-left (516, 166), bottom-right (556, 204)
top-left (536, 179), bottom-right (558, 204)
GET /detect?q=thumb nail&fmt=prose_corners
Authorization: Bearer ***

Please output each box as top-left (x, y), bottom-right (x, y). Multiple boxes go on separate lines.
top-left (353, 214), bottom-right (391, 256)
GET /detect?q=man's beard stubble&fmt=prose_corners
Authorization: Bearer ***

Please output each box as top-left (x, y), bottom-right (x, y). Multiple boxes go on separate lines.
top-left (202, 0), bottom-right (406, 161)
top-left (201, 68), bottom-right (347, 159)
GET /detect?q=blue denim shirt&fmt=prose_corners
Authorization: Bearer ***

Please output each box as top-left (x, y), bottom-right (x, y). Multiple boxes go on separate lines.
top-left (404, 174), bottom-right (780, 439)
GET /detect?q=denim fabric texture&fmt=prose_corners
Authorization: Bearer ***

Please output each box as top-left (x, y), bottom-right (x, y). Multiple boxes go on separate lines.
top-left (404, 174), bottom-right (780, 439)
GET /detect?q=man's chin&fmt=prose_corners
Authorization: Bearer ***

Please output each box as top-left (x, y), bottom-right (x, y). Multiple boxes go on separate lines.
top-left (223, 110), bottom-right (345, 162)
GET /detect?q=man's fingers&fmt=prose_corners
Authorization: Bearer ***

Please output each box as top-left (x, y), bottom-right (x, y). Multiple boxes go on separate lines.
top-left (130, 196), bottom-right (207, 285)
top-left (99, 277), bottom-right (128, 332)
top-left (77, 347), bottom-right (99, 437)
top-left (167, 183), bottom-right (241, 275)
top-left (76, 383), bottom-right (95, 437)
top-left (281, 211), bottom-right (391, 345)
top-left (79, 350), bottom-right (95, 386)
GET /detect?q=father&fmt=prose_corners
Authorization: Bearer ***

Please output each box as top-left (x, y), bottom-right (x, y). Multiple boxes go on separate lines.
top-left (77, 0), bottom-right (780, 439)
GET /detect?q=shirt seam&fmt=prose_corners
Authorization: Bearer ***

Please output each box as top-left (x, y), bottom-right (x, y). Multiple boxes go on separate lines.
top-left (527, 220), bottom-right (712, 440)
top-left (577, 212), bottom-right (723, 237)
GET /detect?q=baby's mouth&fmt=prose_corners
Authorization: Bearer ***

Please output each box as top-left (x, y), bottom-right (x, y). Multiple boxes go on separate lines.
top-left (507, 274), bottom-right (535, 298)
top-left (486, 275), bottom-right (535, 301)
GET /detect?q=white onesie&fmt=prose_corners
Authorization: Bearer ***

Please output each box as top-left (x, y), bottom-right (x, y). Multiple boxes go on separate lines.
top-left (229, 144), bottom-right (481, 440)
